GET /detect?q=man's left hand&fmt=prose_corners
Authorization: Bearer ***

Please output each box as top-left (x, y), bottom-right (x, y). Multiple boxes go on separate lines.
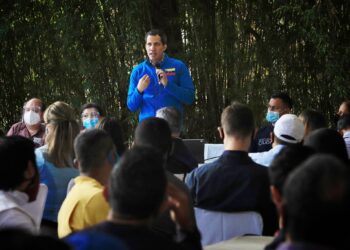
top-left (156, 69), bottom-right (168, 87)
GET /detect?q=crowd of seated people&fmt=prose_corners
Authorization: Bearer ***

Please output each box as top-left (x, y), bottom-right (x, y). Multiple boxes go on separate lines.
top-left (0, 96), bottom-right (349, 250)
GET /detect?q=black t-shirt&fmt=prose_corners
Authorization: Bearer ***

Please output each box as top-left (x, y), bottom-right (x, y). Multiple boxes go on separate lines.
top-left (250, 124), bottom-right (274, 153)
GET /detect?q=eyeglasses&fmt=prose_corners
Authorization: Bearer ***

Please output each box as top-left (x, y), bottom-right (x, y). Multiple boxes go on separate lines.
top-left (81, 111), bottom-right (100, 119)
top-left (23, 106), bottom-right (41, 113)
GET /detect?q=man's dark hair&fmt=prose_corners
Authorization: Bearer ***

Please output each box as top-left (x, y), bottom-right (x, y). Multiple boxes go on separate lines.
top-left (270, 93), bottom-right (293, 109)
top-left (109, 146), bottom-right (166, 220)
top-left (221, 102), bottom-right (255, 139)
top-left (337, 114), bottom-right (350, 131)
top-left (134, 117), bottom-right (172, 156)
top-left (97, 117), bottom-right (126, 156)
top-left (283, 154), bottom-right (350, 248)
top-left (74, 129), bottom-right (114, 173)
top-left (300, 109), bottom-right (327, 132)
top-left (303, 128), bottom-right (349, 165)
top-left (269, 144), bottom-right (314, 195)
top-left (145, 29), bottom-right (167, 44)
top-left (80, 103), bottom-right (104, 116)
top-left (156, 107), bottom-right (182, 135)
top-left (0, 136), bottom-right (36, 191)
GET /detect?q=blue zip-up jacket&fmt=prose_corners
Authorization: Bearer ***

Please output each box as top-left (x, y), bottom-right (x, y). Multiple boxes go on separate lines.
top-left (127, 54), bottom-right (195, 121)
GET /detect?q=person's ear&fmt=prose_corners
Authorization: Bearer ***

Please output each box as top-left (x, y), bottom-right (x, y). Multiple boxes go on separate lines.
top-left (103, 185), bottom-right (109, 203)
top-left (270, 132), bottom-right (275, 144)
top-left (270, 185), bottom-right (282, 207)
top-left (217, 126), bottom-right (224, 140)
top-left (73, 158), bottom-right (79, 169)
top-left (24, 161), bottom-right (35, 180)
top-left (163, 44), bottom-right (167, 52)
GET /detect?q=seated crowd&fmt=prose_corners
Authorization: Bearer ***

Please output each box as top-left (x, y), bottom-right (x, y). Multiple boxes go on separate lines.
top-left (0, 95), bottom-right (350, 250)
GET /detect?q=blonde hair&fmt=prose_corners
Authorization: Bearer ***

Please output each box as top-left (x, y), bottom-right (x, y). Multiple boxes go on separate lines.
top-left (44, 101), bottom-right (80, 168)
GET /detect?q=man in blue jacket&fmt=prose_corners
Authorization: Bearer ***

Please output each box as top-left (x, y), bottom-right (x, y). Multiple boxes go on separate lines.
top-left (127, 29), bottom-right (195, 121)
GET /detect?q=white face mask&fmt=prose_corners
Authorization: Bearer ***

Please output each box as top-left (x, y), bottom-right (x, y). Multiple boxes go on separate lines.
top-left (23, 111), bottom-right (41, 126)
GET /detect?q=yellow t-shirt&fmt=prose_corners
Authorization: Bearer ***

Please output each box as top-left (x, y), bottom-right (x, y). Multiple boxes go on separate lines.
top-left (57, 176), bottom-right (110, 238)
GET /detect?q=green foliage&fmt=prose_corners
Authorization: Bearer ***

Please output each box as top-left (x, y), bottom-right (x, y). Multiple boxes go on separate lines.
top-left (1, 0), bottom-right (349, 143)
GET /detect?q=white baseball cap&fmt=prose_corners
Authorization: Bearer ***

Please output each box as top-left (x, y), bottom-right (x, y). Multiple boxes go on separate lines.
top-left (274, 114), bottom-right (304, 143)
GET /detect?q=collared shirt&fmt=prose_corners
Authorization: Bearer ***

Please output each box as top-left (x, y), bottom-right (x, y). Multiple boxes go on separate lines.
top-left (185, 150), bottom-right (278, 235)
top-left (343, 131), bottom-right (350, 159)
top-left (127, 54), bottom-right (195, 121)
top-left (249, 144), bottom-right (285, 167)
top-left (0, 190), bottom-right (36, 232)
top-left (7, 122), bottom-right (45, 148)
top-left (58, 176), bottom-right (110, 238)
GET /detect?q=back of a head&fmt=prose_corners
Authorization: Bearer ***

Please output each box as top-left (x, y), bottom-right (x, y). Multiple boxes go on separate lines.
top-left (221, 102), bottom-right (254, 139)
top-left (303, 128), bottom-right (348, 164)
top-left (269, 144), bottom-right (314, 195)
top-left (44, 101), bottom-right (80, 167)
top-left (109, 146), bottom-right (166, 220)
top-left (299, 109), bottom-right (327, 133)
top-left (270, 92), bottom-right (293, 110)
top-left (97, 117), bottom-right (126, 156)
top-left (74, 129), bottom-right (114, 174)
top-left (155, 107), bottom-right (181, 136)
top-left (283, 154), bottom-right (350, 248)
top-left (337, 114), bottom-right (350, 131)
top-left (273, 114), bottom-right (304, 145)
top-left (0, 136), bottom-right (36, 191)
top-left (134, 117), bottom-right (172, 156)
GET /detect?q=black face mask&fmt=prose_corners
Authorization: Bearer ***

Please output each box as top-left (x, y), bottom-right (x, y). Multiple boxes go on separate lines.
top-left (333, 114), bottom-right (341, 128)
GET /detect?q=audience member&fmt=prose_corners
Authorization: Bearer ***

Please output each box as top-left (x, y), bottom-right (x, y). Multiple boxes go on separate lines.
top-left (65, 146), bottom-right (202, 250)
top-left (0, 136), bottom-right (39, 232)
top-left (80, 103), bottom-right (104, 130)
top-left (97, 117), bottom-right (126, 156)
top-left (265, 145), bottom-right (314, 250)
top-left (7, 98), bottom-right (46, 148)
top-left (250, 93), bottom-right (292, 153)
top-left (278, 154), bottom-right (350, 250)
top-left (133, 117), bottom-right (196, 239)
top-left (156, 107), bottom-right (197, 176)
top-left (333, 100), bottom-right (350, 128)
top-left (35, 101), bottom-right (80, 235)
top-left (58, 129), bottom-right (117, 238)
top-left (299, 109), bottom-right (326, 138)
top-left (337, 114), bottom-right (350, 158)
top-left (185, 102), bottom-right (278, 235)
top-left (249, 114), bottom-right (304, 167)
top-left (303, 128), bottom-right (349, 165)
top-left (0, 228), bottom-right (71, 250)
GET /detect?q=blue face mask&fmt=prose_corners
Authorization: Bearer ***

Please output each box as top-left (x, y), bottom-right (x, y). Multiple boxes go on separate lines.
top-left (83, 117), bottom-right (99, 129)
top-left (266, 111), bottom-right (280, 123)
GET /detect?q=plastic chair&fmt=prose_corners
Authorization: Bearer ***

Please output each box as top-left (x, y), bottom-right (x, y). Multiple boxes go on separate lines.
top-left (194, 207), bottom-right (263, 246)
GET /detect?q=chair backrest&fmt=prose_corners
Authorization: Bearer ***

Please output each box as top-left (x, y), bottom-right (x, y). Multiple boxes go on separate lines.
top-left (204, 143), bottom-right (224, 163)
top-left (194, 207), bottom-right (263, 246)
top-left (22, 183), bottom-right (48, 230)
top-left (182, 139), bottom-right (205, 163)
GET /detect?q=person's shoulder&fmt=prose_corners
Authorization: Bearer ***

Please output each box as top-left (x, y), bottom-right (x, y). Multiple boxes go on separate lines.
top-left (7, 122), bottom-right (26, 135)
top-left (166, 56), bottom-right (187, 67)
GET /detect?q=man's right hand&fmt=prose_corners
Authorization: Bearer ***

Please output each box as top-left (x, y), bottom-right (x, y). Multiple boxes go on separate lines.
top-left (137, 74), bottom-right (150, 93)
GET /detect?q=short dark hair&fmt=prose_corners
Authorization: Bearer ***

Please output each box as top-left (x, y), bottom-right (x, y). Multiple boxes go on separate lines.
top-left (299, 109), bottom-right (326, 132)
top-left (97, 117), bottom-right (126, 156)
top-left (221, 102), bottom-right (255, 139)
top-left (303, 128), bottom-right (349, 165)
top-left (134, 117), bottom-right (172, 156)
top-left (109, 146), bottom-right (166, 220)
top-left (283, 154), bottom-right (350, 248)
top-left (156, 107), bottom-right (181, 135)
top-left (340, 101), bottom-right (350, 114)
top-left (270, 93), bottom-right (293, 109)
top-left (80, 103), bottom-right (104, 116)
top-left (74, 129), bottom-right (114, 173)
top-left (337, 114), bottom-right (350, 131)
top-left (269, 144), bottom-right (314, 195)
top-left (0, 136), bottom-right (36, 191)
top-left (145, 29), bottom-right (167, 44)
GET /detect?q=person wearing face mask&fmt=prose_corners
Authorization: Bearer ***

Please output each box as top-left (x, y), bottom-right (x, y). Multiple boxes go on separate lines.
top-left (0, 136), bottom-right (40, 232)
top-left (80, 103), bottom-right (104, 130)
top-left (333, 100), bottom-right (350, 128)
top-left (250, 93), bottom-right (293, 153)
top-left (7, 98), bottom-right (46, 148)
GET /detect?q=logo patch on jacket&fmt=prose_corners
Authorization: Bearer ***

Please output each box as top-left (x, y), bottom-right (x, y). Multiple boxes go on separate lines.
top-left (165, 68), bottom-right (176, 76)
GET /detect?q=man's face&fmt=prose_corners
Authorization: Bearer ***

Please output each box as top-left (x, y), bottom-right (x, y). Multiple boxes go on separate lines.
top-left (145, 35), bottom-right (167, 64)
top-left (268, 98), bottom-right (289, 116)
top-left (24, 98), bottom-right (43, 121)
top-left (81, 107), bottom-right (100, 122)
